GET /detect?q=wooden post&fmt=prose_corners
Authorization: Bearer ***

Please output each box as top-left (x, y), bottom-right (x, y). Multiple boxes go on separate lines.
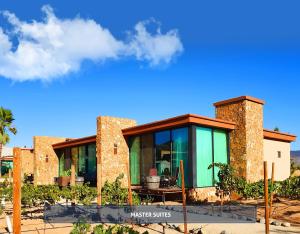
top-left (269, 162), bottom-right (275, 218)
top-left (13, 147), bottom-right (21, 234)
top-left (70, 148), bottom-right (77, 186)
top-left (97, 151), bottom-right (102, 207)
top-left (126, 162), bottom-right (133, 206)
top-left (264, 161), bottom-right (269, 234)
top-left (180, 160), bottom-right (187, 234)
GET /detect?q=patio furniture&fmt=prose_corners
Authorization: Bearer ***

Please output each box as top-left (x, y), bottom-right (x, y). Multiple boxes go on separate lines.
top-left (132, 186), bottom-right (182, 204)
top-left (146, 176), bottom-right (160, 189)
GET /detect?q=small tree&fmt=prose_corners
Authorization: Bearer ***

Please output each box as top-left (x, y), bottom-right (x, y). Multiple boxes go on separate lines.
top-left (274, 127), bottom-right (280, 132)
top-left (0, 107), bottom-right (17, 177)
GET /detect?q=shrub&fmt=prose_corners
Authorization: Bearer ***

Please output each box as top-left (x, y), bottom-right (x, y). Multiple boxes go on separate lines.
top-left (70, 219), bottom-right (91, 234)
top-left (102, 174), bottom-right (140, 205)
top-left (92, 224), bottom-right (148, 234)
top-left (277, 176), bottom-right (300, 199)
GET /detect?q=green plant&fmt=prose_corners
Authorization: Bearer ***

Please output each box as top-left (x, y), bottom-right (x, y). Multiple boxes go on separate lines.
top-left (0, 107), bottom-right (17, 177)
top-left (70, 219), bottom-right (91, 234)
top-left (277, 176), bottom-right (300, 199)
top-left (60, 184), bottom-right (97, 205)
top-left (102, 174), bottom-right (140, 205)
top-left (61, 169), bottom-right (72, 177)
top-left (93, 224), bottom-right (148, 234)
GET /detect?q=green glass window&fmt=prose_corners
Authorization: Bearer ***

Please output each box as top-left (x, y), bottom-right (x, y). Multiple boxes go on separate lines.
top-left (213, 129), bottom-right (228, 182)
top-left (129, 136), bottom-right (141, 184)
top-left (58, 150), bottom-right (65, 176)
top-left (172, 128), bottom-right (189, 186)
top-left (87, 144), bottom-right (96, 177)
top-left (155, 131), bottom-right (171, 176)
top-left (141, 134), bottom-right (154, 178)
top-left (78, 146), bottom-right (86, 176)
top-left (196, 127), bottom-right (213, 187)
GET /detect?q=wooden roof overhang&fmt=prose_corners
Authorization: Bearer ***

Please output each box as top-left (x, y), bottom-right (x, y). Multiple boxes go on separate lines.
top-left (263, 129), bottom-right (296, 143)
top-left (52, 135), bottom-right (96, 149)
top-left (122, 114), bottom-right (236, 137)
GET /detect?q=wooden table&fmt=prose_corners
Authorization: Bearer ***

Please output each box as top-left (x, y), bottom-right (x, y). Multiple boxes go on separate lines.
top-left (132, 186), bottom-right (182, 204)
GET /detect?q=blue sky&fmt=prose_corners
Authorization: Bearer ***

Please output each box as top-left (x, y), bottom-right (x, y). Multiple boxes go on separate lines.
top-left (0, 0), bottom-right (299, 150)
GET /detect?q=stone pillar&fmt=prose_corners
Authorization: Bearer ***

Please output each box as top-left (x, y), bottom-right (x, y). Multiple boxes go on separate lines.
top-left (33, 136), bottom-right (66, 185)
top-left (214, 96), bottom-right (265, 182)
top-left (96, 116), bottom-right (136, 191)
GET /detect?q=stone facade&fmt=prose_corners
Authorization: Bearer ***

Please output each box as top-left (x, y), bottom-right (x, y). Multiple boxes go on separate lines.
top-left (188, 187), bottom-right (218, 202)
top-left (20, 148), bottom-right (34, 179)
top-left (96, 116), bottom-right (136, 188)
top-left (33, 136), bottom-right (66, 185)
top-left (215, 97), bottom-right (264, 182)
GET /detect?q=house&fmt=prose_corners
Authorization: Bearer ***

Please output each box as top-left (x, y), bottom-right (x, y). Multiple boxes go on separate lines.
top-left (1, 146), bottom-right (13, 175)
top-left (16, 96), bottom-right (296, 200)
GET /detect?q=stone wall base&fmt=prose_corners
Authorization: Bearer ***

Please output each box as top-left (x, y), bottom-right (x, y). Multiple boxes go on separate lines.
top-left (187, 187), bottom-right (219, 202)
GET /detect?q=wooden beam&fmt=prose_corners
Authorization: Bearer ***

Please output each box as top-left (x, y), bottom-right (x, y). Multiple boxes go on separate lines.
top-left (97, 149), bottom-right (102, 206)
top-left (264, 161), bottom-right (270, 234)
top-left (127, 162), bottom-right (133, 206)
top-left (13, 147), bottom-right (21, 234)
top-left (269, 162), bottom-right (275, 218)
top-left (180, 160), bottom-right (187, 234)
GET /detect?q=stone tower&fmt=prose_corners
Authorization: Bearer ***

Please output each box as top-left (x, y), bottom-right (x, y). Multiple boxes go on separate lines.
top-left (214, 96), bottom-right (265, 182)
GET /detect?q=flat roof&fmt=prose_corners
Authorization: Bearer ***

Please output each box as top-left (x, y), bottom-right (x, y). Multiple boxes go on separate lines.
top-left (263, 129), bottom-right (297, 143)
top-left (122, 114), bottom-right (235, 136)
top-left (214, 96), bottom-right (265, 107)
top-left (52, 135), bottom-right (96, 149)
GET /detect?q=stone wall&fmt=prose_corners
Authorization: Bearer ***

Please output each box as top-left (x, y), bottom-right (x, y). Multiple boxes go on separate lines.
top-left (188, 187), bottom-right (218, 202)
top-left (215, 97), bottom-right (264, 182)
top-left (96, 116), bottom-right (136, 188)
top-left (20, 148), bottom-right (34, 179)
top-left (33, 136), bottom-right (66, 185)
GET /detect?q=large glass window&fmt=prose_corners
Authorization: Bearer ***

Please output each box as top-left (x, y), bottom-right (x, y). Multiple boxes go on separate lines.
top-left (141, 134), bottom-right (154, 179)
top-left (87, 144), bottom-right (96, 179)
top-left (213, 129), bottom-right (228, 181)
top-left (196, 127), bottom-right (213, 187)
top-left (172, 128), bottom-right (189, 186)
top-left (129, 136), bottom-right (141, 184)
top-left (78, 146), bottom-right (86, 176)
top-left (155, 131), bottom-right (171, 176)
top-left (196, 127), bottom-right (229, 187)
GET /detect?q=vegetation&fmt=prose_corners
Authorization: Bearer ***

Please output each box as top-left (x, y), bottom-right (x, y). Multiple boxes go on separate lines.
top-left (93, 224), bottom-right (148, 234)
top-left (70, 219), bottom-right (91, 234)
top-left (0, 107), bottom-right (17, 176)
top-left (102, 173), bottom-right (140, 205)
top-left (209, 163), bottom-right (300, 200)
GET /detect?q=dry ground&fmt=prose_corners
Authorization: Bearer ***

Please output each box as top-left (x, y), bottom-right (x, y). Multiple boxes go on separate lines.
top-left (0, 198), bottom-right (299, 234)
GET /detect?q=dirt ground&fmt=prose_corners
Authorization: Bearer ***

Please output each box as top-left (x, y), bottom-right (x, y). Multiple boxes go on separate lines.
top-left (240, 197), bottom-right (300, 226)
top-left (0, 198), bottom-right (299, 234)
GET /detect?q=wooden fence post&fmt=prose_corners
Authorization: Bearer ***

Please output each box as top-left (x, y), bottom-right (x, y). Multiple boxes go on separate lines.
top-left (180, 160), bottom-right (187, 234)
top-left (269, 162), bottom-right (275, 218)
top-left (126, 162), bottom-right (133, 206)
top-left (13, 147), bottom-right (21, 234)
top-left (97, 152), bottom-right (102, 207)
top-left (264, 161), bottom-right (269, 234)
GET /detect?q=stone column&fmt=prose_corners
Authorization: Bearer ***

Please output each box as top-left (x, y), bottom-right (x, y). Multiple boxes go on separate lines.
top-left (214, 96), bottom-right (265, 182)
top-left (96, 116), bottom-right (136, 196)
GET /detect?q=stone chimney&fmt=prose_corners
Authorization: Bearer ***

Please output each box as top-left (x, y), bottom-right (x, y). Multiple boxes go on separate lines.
top-left (214, 96), bottom-right (265, 182)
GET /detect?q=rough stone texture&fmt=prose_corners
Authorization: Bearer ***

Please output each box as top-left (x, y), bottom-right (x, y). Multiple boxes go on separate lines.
top-left (20, 148), bottom-right (34, 179)
top-left (188, 187), bottom-right (218, 202)
top-left (215, 99), bottom-right (264, 182)
top-left (96, 116), bottom-right (136, 187)
top-left (33, 136), bottom-right (66, 185)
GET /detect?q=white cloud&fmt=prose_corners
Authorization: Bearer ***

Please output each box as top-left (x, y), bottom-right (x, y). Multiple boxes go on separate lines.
top-left (0, 5), bottom-right (183, 81)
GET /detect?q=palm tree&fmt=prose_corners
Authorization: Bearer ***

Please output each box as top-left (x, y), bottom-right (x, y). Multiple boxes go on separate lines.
top-left (0, 107), bottom-right (17, 177)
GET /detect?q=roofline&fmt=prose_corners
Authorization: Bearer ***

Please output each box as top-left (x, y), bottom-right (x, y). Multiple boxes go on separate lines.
top-left (122, 114), bottom-right (235, 136)
top-left (263, 129), bottom-right (297, 143)
top-left (214, 96), bottom-right (265, 107)
top-left (52, 135), bottom-right (96, 149)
